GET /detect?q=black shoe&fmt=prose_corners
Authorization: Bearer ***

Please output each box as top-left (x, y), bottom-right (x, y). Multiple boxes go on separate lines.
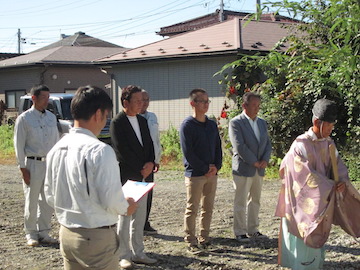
top-left (144, 225), bottom-right (157, 235)
top-left (248, 232), bottom-right (267, 239)
top-left (236, 234), bottom-right (250, 243)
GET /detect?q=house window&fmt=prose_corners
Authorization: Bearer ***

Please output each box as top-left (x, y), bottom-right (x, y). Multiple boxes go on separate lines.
top-left (5, 90), bottom-right (26, 109)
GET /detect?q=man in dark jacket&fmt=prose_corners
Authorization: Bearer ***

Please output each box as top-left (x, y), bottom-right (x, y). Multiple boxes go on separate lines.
top-left (111, 85), bottom-right (156, 269)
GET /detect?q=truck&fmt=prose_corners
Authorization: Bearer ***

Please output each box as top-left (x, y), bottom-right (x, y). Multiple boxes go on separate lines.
top-left (18, 93), bottom-right (111, 144)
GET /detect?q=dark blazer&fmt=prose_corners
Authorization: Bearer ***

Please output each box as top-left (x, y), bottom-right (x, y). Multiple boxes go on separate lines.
top-left (229, 112), bottom-right (272, 177)
top-left (110, 111), bottom-right (155, 184)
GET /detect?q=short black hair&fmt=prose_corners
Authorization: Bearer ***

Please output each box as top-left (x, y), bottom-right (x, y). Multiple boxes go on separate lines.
top-left (189, 88), bottom-right (207, 102)
top-left (30, 85), bottom-right (50, 97)
top-left (71, 85), bottom-right (113, 120)
top-left (121, 85), bottom-right (142, 106)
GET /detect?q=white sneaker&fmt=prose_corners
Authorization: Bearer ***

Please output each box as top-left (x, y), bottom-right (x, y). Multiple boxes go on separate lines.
top-left (132, 254), bottom-right (157, 264)
top-left (119, 259), bottom-right (133, 269)
top-left (39, 235), bottom-right (58, 244)
top-left (27, 238), bottom-right (39, 246)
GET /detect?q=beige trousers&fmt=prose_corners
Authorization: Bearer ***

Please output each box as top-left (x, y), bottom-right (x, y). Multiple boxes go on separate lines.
top-left (60, 225), bottom-right (119, 270)
top-left (233, 172), bottom-right (263, 236)
top-left (184, 175), bottom-right (217, 245)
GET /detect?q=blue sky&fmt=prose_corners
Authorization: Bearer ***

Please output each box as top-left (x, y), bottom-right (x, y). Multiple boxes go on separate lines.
top-left (0, 0), bottom-right (279, 53)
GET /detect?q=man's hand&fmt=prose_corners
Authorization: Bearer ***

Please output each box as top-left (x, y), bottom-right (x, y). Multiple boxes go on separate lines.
top-left (126, 197), bottom-right (138, 216)
top-left (141, 162), bottom-right (154, 179)
top-left (205, 164), bottom-right (217, 177)
top-left (20, 168), bottom-right (30, 185)
top-left (336, 182), bottom-right (346, 193)
top-left (153, 163), bottom-right (160, 173)
top-left (259, 161), bottom-right (268, 169)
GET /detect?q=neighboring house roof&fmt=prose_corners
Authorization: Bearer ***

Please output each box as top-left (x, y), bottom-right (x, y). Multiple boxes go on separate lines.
top-left (157, 9), bottom-right (298, 37)
top-left (0, 53), bottom-right (24, 61)
top-left (99, 18), bottom-right (291, 63)
top-left (32, 31), bottom-right (123, 52)
top-left (0, 46), bottom-right (127, 69)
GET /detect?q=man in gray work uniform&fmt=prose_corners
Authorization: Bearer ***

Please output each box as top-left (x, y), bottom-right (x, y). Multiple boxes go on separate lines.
top-left (14, 84), bottom-right (59, 246)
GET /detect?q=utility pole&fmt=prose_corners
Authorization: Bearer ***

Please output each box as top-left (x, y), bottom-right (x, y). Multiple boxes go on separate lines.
top-left (17, 29), bottom-right (21, 54)
top-left (256, 0), bottom-right (261, 20)
top-left (219, 0), bottom-right (224, 22)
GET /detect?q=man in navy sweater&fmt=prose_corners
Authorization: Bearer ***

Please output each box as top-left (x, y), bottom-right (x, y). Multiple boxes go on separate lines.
top-left (180, 88), bottom-right (222, 254)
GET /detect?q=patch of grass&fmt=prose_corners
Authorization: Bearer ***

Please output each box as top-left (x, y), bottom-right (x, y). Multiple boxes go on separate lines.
top-left (0, 125), bottom-right (16, 164)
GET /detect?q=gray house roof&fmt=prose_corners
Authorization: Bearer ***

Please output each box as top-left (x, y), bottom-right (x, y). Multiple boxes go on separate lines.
top-left (99, 18), bottom-right (292, 63)
top-left (32, 31), bottom-right (123, 52)
top-left (0, 46), bottom-right (127, 69)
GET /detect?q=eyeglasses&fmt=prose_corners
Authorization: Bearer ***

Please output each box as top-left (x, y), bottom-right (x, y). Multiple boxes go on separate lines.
top-left (195, 99), bottom-right (211, 104)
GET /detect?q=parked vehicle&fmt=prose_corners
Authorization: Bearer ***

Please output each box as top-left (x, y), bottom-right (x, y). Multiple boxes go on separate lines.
top-left (18, 93), bottom-right (111, 143)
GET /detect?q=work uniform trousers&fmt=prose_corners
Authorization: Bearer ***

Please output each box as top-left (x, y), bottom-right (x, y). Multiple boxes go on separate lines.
top-left (117, 194), bottom-right (148, 260)
top-left (23, 158), bottom-right (53, 240)
top-left (232, 172), bottom-right (263, 236)
top-left (184, 175), bottom-right (217, 246)
top-left (60, 225), bottom-right (120, 270)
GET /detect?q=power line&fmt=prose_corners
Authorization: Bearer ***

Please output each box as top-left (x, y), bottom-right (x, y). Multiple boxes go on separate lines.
top-left (1, 0), bottom-right (254, 53)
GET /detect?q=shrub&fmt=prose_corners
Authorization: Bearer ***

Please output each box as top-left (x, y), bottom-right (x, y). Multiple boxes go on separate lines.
top-left (160, 125), bottom-right (183, 170)
top-left (341, 151), bottom-right (360, 182)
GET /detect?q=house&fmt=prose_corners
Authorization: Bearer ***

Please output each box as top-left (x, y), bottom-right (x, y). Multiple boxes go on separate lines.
top-left (99, 17), bottom-right (292, 131)
top-left (0, 32), bottom-right (126, 111)
top-left (157, 9), bottom-right (297, 37)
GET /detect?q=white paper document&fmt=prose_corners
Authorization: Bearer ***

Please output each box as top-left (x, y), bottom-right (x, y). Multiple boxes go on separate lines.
top-left (122, 180), bottom-right (155, 202)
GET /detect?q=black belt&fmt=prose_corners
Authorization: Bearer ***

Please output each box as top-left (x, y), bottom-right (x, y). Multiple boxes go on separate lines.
top-left (27, 156), bottom-right (46, 161)
top-left (98, 224), bottom-right (116, 229)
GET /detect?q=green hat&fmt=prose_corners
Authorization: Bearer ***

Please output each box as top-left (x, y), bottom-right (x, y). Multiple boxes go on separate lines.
top-left (312, 99), bottom-right (337, 123)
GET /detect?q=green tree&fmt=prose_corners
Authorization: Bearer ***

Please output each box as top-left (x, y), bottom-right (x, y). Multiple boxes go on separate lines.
top-left (218, 0), bottom-right (359, 157)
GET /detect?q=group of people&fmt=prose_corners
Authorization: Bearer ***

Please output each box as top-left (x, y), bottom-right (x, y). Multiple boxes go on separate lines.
top-left (14, 84), bottom-right (359, 270)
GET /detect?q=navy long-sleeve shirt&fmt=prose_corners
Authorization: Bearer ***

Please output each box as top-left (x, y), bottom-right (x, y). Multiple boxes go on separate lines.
top-left (179, 116), bottom-right (222, 177)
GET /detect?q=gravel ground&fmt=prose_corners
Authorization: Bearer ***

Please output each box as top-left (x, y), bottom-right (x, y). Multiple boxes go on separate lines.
top-left (0, 164), bottom-right (359, 270)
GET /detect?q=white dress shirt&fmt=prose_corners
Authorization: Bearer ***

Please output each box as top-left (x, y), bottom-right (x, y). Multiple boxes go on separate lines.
top-left (14, 107), bottom-right (59, 168)
top-left (45, 127), bottom-right (128, 228)
top-left (127, 115), bottom-right (143, 146)
top-left (141, 111), bottom-right (162, 164)
top-left (243, 112), bottom-right (260, 143)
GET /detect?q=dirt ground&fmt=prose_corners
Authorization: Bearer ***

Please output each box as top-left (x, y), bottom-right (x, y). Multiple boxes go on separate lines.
top-left (0, 164), bottom-right (359, 270)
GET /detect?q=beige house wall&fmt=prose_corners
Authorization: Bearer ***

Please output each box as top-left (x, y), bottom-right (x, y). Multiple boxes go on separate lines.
top-left (110, 55), bottom-right (236, 130)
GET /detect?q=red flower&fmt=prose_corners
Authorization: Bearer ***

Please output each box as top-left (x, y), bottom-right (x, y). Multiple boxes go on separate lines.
top-left (221, 111), bottom-right (227, 118)
top-left (229, 86), bottom-right (236, 94)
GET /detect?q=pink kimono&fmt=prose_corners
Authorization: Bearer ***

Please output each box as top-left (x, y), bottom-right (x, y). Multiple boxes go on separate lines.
top-left (275, 128), bottom-right (360, 269)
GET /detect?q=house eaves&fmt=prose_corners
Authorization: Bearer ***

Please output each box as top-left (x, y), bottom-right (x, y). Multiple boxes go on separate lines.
top-left (98, 18), bottom-right (292, 64)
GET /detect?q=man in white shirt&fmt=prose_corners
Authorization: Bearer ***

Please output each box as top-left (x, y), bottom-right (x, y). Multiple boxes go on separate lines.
top-left (14, 84), bottom-right (59, 246)
top-left (140, 89), bottom-right (162, 234)
top-left (45, 85), bottom-right (137, 269)
top-left (228, 92), bottom-right (272, 242)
